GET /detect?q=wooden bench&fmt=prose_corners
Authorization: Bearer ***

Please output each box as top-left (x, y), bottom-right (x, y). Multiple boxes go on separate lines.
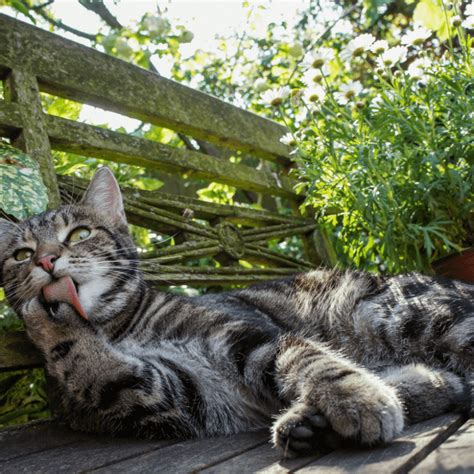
top-left (0, 13), bottom-right (473, 473)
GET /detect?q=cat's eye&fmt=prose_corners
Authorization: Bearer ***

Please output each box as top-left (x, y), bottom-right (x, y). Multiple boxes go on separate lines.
top-left (68, 227), bottom-right (92, 243)
top-left (14, 248), bottom-right (34, 262)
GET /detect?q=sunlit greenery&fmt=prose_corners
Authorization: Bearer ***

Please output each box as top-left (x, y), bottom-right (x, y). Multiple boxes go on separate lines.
top-left (0, 0), bottom-right (473, 427)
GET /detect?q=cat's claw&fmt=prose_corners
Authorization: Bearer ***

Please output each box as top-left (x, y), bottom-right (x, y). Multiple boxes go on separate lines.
top-left (272, 403), bottom-right (342, 458)
top-left (272, 379), bottom-right (405, 457)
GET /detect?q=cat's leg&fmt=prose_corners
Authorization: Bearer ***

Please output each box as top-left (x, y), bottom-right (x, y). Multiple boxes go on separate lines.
top-left (270, 336), bottom-right (404, 457)
top-left (380, 364), bottom-right (470, 424)
top-left (21, 298), bottom-right (199, 438)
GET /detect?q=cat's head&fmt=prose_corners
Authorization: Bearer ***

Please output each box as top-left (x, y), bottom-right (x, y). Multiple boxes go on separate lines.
top-left (0, 168), bottom-right (141, 325)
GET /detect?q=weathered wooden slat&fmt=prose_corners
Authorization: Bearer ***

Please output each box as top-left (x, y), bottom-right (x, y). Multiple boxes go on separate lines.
top-left (0, 420), bottom-right (89, 462)
top-left (0, 100), bottom-right (22, 137)
top-left (142, 265), bottom-right (299, 276)
top-left (295, 414), bottom-right (466, 473)
top-left (0, 102), bottom-right (298, 198)
top-left (246, 244), bottom-right (312, 269)
top-left (145, 272), bottom-right (296, 286)
top-left (3, 71), bottom-right (60, 207)
top-left (0, 331), bottom-right (42, 371)
top-left (243, 224), bottom-right (317, 242)
top-left (0, 14), bottom-right (290, 163)
top-left (1, 426), bottom-right (174, 473)
top-left (59, 175), bottom-right (312, 226)
top-left (411, 418), bottom-right (474, 473)
top-left (200, 441), bottom-right (323, 474)
top-left (93, 430), bottom-right (268, 473)
top-left (144, 245), bottom-right (222, 264)
top-left (46, 115), bottom-right (299, 198)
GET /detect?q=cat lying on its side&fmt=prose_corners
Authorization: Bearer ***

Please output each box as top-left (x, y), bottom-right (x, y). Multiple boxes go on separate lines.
top-left (0, 168), bottom-right (472, 456)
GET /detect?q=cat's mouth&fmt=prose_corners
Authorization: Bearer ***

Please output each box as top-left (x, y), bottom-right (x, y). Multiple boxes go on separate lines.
top-left (41, 276), bottom-right (89, 320)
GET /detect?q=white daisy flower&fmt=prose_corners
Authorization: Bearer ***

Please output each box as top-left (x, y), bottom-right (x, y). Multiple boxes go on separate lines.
top-left (261, 86), bottom-right (291, 106)
top-left (114, 38), bottom-right (134, 58)
top-left (407, 57), bottom-right (431, 80)
top-left (341, 33), bottom-right (376, 60)
top-left (304, 85), bottom-right (326, 103)
top-left (177, 29), bottom-right (194, 43)
top-left (302, 65), bottom-right (329, 85)
top-left (334, 81), bottom-right (363, 105)
top-left (401, 26), bottom-right (431, 46)
top-left (280, 133), bottom-right (297, 147)
top-left (254, 78), bottom-right (269, 93)
top-left (288, 42), bottom-right (304, 58)
top-left (461, 15), bottom-right (474, 29)
top-left (466, 2), bottom-right (474, 17)
top-left (370, 95), bottom-right (384, 109)
top-left (303, 47), bottom-right (333, 69)
top-left (144, 15), bottom-right (171, 36)
top-left (452, 15), bottom-right (462, 27)
top-left (290, 88), bottom-right (304, 105)
top-left (370, 40), bottom-right (389, 54)
top-left (378, 46), bottom-right (408, 67)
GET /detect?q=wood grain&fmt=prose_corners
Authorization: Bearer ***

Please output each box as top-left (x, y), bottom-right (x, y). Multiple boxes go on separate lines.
top-left (0, 14), bottom-right (290, 163)
top-left (411, 418), bottom-right (474, 473)
top-left (2, 71), bottom-right (60, 207)
top-left (1, 425), bottom-right (173, 473)
top-left (200, 441), bottom-right (323, 474)
top-left (294, 414), bottom-right (466, 473)
top-left (93, 430), bottom-right (269, 473)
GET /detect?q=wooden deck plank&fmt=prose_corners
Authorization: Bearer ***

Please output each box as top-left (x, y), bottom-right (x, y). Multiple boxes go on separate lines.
top-left (199, 441), bottom-right (323, 474)
top-left (1, 427), bottom-right (172, 473)
top-left (0, 420), bottom-right (89, 462)
top-left (294, 414), bottom-right (466, 473)
top-left (411, 418), bottom-right (474, 473)
top-left (92, 430), bottom-right (269, 473)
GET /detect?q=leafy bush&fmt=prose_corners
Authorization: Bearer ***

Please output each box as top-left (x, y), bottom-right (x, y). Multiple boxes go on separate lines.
top-left (272, 8), bottom-right (474, 273)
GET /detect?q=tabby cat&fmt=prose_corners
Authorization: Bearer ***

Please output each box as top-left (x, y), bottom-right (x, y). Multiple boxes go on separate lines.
top-left (0, 168), bottom-right (472, 456)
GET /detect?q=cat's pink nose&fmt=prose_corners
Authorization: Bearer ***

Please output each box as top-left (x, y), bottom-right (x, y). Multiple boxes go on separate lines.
top-left (37, 254), bottom-right (58, 273)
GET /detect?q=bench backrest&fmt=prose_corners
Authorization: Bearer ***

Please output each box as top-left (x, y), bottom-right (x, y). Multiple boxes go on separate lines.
top-left (0, 14), bottom-right (334, 372)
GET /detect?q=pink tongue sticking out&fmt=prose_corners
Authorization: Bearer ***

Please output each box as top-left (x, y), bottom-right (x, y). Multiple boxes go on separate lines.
top-left (42, 276), bottom-right (88, 320)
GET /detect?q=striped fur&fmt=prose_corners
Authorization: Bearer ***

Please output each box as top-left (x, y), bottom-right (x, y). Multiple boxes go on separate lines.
top-left (0, 169), bottom-right (472, 456)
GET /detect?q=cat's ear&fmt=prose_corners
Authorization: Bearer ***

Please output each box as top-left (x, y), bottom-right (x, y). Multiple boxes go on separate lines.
top-left (81, 167), bottom-right (127, 225)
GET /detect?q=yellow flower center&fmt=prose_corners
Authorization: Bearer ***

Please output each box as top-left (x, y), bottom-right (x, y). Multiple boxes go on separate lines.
top-left (270, 97), bottom-right (283, 107)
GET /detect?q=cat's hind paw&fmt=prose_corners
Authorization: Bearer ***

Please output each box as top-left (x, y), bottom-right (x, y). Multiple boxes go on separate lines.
top-left (272, 403), bottom-right (342, 458)
top-left (312, 373), bottom-right (405, 445)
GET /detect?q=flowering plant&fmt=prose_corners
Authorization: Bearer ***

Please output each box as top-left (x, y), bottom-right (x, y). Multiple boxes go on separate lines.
top-left (267, 4), bottom-right (473, 273)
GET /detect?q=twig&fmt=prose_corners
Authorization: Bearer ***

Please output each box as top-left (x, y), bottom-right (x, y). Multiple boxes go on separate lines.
top-left (31, 0), bottom-right (55, 11)
top-left (33, 7), bottom-right (96, 41)
top-left (78, 0), bottom-right (123, 29)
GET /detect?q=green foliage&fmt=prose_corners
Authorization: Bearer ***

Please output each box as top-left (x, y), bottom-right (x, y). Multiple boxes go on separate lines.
top-left (0, 369), bottom-right (49, 428)
top-left (0, 142), bottom-right (49, 219)
top-left (281, 12), bottom-right (473, 273)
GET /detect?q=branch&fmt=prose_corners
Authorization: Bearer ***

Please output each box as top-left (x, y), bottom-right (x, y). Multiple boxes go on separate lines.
top-left (31, 0), bottom-right (55, 10)
top-left (78, 0), bottom-right (123, 29)
top-left (31, 4), bottom-right (97, 41)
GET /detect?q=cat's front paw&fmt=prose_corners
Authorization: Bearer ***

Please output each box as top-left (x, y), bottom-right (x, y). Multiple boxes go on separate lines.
top-left (309, 372), bottom-right (405, 445)
top-left (21, 297), bottom-right (84, 351)
top-left (272, 402), bottom-right (342, 458)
